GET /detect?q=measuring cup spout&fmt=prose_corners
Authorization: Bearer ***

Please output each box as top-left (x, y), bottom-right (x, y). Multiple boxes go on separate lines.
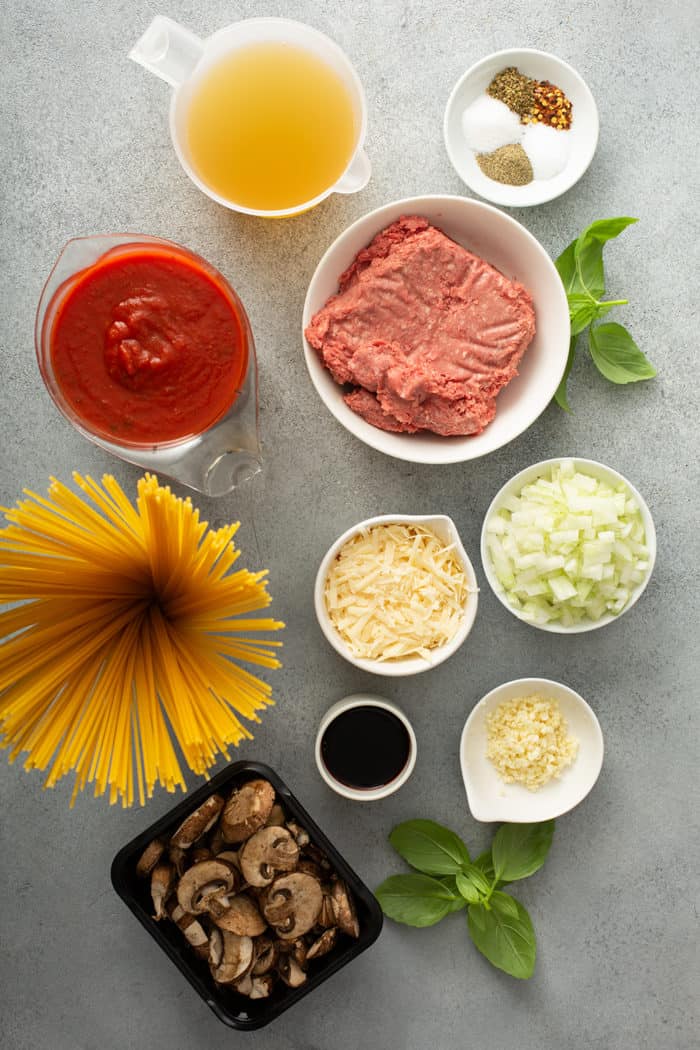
top-left (129, 16), bottom-right (204, 87)
top-left (333, 148), bottom-right (372, 195)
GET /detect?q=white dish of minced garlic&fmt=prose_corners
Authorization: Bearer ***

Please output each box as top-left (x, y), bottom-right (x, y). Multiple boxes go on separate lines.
top-left (460, 677), bottom-right (603, 823)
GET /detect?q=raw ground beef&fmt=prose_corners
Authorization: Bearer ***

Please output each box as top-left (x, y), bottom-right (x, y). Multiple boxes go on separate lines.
top-left (305, 215), bottom-right (536, 437)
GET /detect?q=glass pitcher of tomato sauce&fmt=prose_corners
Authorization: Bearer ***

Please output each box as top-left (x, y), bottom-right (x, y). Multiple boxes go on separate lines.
top-left (36, 234), bottom-right (261, 496)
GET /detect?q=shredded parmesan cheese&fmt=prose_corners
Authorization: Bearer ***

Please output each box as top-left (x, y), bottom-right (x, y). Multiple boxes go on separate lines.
top-left (485, 694), bottom-right (578, 790)
top-left (324, 523), bottom-right (468, 662)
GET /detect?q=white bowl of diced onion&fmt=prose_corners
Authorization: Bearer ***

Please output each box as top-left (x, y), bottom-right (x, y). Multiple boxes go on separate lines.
top-left (480, 458), bottom-right (656, 633)
top-left (314, 514), bottom-right (479, 676)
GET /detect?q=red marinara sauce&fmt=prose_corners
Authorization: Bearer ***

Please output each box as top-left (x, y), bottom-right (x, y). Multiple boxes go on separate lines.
top-left (48, 243), bottom-right (249, 444)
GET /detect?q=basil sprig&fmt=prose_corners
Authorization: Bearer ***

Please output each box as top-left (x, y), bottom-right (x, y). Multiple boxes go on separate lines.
top-left (554, 217), bottom-right (656, 411)
top-left (376, 819), bottom-right (554, 979)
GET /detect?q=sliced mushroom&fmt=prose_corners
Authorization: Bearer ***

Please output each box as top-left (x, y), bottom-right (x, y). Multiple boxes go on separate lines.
top-left (317, 891), bottom-right (337, 929)
top-left (285, 821), bottom-right (310, 848)
top-left (266, 803), bottom-right (286, 827)
top-left (167, 900), bottom-right (209, 959)
top-left (215, 849), bottom-right (241, 873)
top-left (209, 826), bottom-right (226, 855)
top-left (249, 974), bottom-right (275, 999)
top-left (177, 860), bottom-right (236, 915)
top-left (220, 779), bottom-right (276, 843)
top-left (297, 858), bottom-right (323, 880)
top-left (170, 794), bottom-right (224, 849)
top-left (209, 930), bottom-right (254, 984)
top-left (263, 872), bottom-right (323, 940)
top-left (233, 972), bottom-right (254, 995)
top-left (302, 844), bottom-right (332, 872)
top-left (168, 844), bottom-right (188, 877)
top-left (306, 927), bottom-right (338, 961)
top-left (136, 838), bottom-right (165, 878)
top-left (151, 862), bottom-right (175, 920)
top-left (192, 846), bottom-right (213, 864)
top-left (239, 826), bottom-right (300, 887)
top-left (277, 954), bottom-right (307, 988)
top-left (212, 894), bottom-right (266, 937)
top-left (283, 938), bottom-right (307, 967)
top-left (331, 879), bottom-right (360, 938)
top-left (251, 935), bottom-right (279, 975)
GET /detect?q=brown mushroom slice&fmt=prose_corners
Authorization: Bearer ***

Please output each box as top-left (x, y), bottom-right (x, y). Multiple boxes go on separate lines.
top-left (251, 936), bottom-right (279, 976)
top-left (177, 860), bottom-right (236, 915)
top-left (210, 930), bottom-right (254, 984)
top-left (306, 927), bottom-right (338, 961)
top-left (285, 821), bottom-right (310, 848)
top-left (239, 826), bottom-right (300, 888)
top-left (331, 879), bottom-right (360, 938)
top-left (170, 794), bottom-right (225, 849)
top-left (192, 846), bottom-right (214, 864)
top-left (277, 955), bottom-right (307, 988)
top-left (297, 858), bottom-right (323, 881)
top-left (220, 779), bottom-right (276, 843)
top-left (209, 826), bottom-right (226, 855)
top-left (216, 849), bottom-right (241, 872)
top-left (167, 900), bottom-right (209, 960)
top-left (266, 804), bottom-right (286, 827)
top-left (263, 872), bottom-right (323, 940)
top-left (317, 892), bottom-right (336, 929)
top-left (212, 894), bottom-right (266, 937)
top-left (284, 938), bottom-right (307, 967)
top-left (136, 838), bottom-right (165, 878)
top-left (233, 972), bottom-right (254, 996)
top-left (151, 862), bottom-right (175, 920)
top-left (249, 974), bottom-right (275, 999)
top-left (168, 844), bottom-right (188, 877)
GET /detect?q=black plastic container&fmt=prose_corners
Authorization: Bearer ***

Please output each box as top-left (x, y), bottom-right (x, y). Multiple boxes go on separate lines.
top-left (111, 760), bottom-right (383, 1030)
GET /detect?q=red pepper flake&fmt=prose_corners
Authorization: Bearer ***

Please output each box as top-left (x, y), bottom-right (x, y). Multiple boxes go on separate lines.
top-left (523, 80), bottom-right (573, 130)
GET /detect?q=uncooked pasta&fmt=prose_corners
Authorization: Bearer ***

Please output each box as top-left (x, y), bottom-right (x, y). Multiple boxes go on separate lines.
top-left (0, 473), bottom-right (284, 807)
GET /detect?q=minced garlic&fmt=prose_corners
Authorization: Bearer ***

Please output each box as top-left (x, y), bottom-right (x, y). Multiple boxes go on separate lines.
top-left (485, 694), bottom-right (578, 790)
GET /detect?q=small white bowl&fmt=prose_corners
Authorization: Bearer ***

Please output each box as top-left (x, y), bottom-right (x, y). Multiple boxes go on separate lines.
top-left (460, 677), bottom-right (604, 823)
top-left (444, 48), bottom-right (599, 207)
top-left (480, 457), bottom-right (656, 634)
top-left (314, 513), bottom-right (478, 676)
top-left (315, 694), bottom-right (417, 801)
top-left (302, 195), bottom-right (570, 464)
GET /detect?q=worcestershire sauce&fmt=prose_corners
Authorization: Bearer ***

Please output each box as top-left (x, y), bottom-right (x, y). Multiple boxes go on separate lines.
top-left (320, 706), bottom-right (411, 789)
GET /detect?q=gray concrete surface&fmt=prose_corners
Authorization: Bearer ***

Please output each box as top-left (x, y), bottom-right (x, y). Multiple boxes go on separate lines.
top-left (1, 2), bottom-right (698, 1048)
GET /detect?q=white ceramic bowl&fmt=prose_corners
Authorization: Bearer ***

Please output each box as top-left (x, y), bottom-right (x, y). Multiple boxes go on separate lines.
top-left (481, 457), bottom-right (656, 633)
top-left (314, 513), bottom-right (478, 676)
top-left (460, 677), bottom-right (604, 823)
top-left (444, 48), bottom-right (599, 207)
top-left (302, 195), bottom-right (570, 464)
top-left (315, 694), bottom-right (417, 801)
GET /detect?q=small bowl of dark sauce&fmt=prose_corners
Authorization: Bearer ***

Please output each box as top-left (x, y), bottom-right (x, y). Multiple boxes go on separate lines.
top-left (315, 694), bottom-right (417, 801)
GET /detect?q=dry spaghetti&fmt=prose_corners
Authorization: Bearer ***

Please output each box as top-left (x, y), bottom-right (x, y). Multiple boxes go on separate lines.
top-left (0, 473), bottom-right (284, 807)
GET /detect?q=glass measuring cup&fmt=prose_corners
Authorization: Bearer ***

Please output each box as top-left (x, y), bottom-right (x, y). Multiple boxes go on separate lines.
top-left (36, 234), bottom-right (261, 497)
top-left (130, 16), bottom-right (371, 217)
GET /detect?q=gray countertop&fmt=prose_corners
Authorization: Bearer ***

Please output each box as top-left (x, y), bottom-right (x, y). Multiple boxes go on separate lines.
top-left (1, 2), bottom-right (698, 1048)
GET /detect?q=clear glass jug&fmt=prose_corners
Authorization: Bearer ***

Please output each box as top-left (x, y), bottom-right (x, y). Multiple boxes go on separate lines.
top-left (35, 234), bottom-right (261, 497)
top-left (129, 16), bottom-right (371, 217)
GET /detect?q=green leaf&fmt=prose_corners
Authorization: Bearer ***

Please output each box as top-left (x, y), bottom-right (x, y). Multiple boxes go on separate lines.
top-left (468, 893), bottom-right (536, 979)
top-left (553, 336), bottom-right (578, 412)
top-left (492, 821), bottom-right (555, 883)
top-left (389, 819), bottom-right (471, 875)
top-left (554, 238), bottom-right (580, 294)
top-left (455, 871), bottom-right (484, 903)
top-left (438, 876), bottom-right (470, 912)
top-left (569, 300), bottom-right (601, 336)
top-left (375, 873), bottom-right (460, 927)
top-left (574, 217), bottom-right (638, 300)
top-left (589, 322), bottom-right (657, 384)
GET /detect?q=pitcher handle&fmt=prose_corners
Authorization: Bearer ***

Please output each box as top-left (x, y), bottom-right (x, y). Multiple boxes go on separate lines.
top-left (334, 148), bottom-right (372, 195)
top-left (129, 16), bottom-right (204, 87)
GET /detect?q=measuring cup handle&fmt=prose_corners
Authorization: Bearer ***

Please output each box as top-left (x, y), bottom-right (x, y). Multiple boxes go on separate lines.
top-left (334, 148), bottom-right (372, 195)
top-left (129, 16), bottom-right (204, 87)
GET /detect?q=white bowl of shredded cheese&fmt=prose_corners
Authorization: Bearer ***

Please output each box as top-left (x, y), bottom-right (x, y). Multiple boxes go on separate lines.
top-left (314, 514), bottom-right (478, 676)
top-left (460, 677), bottom-right (604, 823)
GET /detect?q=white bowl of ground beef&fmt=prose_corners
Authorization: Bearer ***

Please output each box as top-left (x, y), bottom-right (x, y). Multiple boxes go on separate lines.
top-left (302, 195), bottom-right (569, 463)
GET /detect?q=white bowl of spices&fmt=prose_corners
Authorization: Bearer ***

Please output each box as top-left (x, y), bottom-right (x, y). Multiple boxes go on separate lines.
top-left (444, 48), bottom-right (599, 207)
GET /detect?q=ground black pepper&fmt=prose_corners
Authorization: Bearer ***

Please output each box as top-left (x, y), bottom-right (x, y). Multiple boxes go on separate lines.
top-left (476, 144), bottom-right (533, 186)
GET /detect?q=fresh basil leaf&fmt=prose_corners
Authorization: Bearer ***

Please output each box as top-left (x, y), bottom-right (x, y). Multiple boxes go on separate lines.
top-left (554, 238), bottom-right (580, 294)
top-left (553, 336), bottom-right (578, 412)
top-left (467, 893), bottom-right (536, 979)
top-left (492, 821), bottom-right (555, 883)
top-left (389, 819), bottom-right (470, 875)
top-left (455, 871), bottom-right (484, 903)
top-left (439, 876), bottom-right (470, 912)
top-left (570, 301), bottom-right (601, 336)
top-left (574, 217), bottom-right (638, 300)
top-left (472, 851), bottom-right (496, 881)
top-left (375, 873), bottom-right (459, 927)
top-left (589, 322), bottom-right (657, 384)
top-left (460, 862), bottom-right (493, 897)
